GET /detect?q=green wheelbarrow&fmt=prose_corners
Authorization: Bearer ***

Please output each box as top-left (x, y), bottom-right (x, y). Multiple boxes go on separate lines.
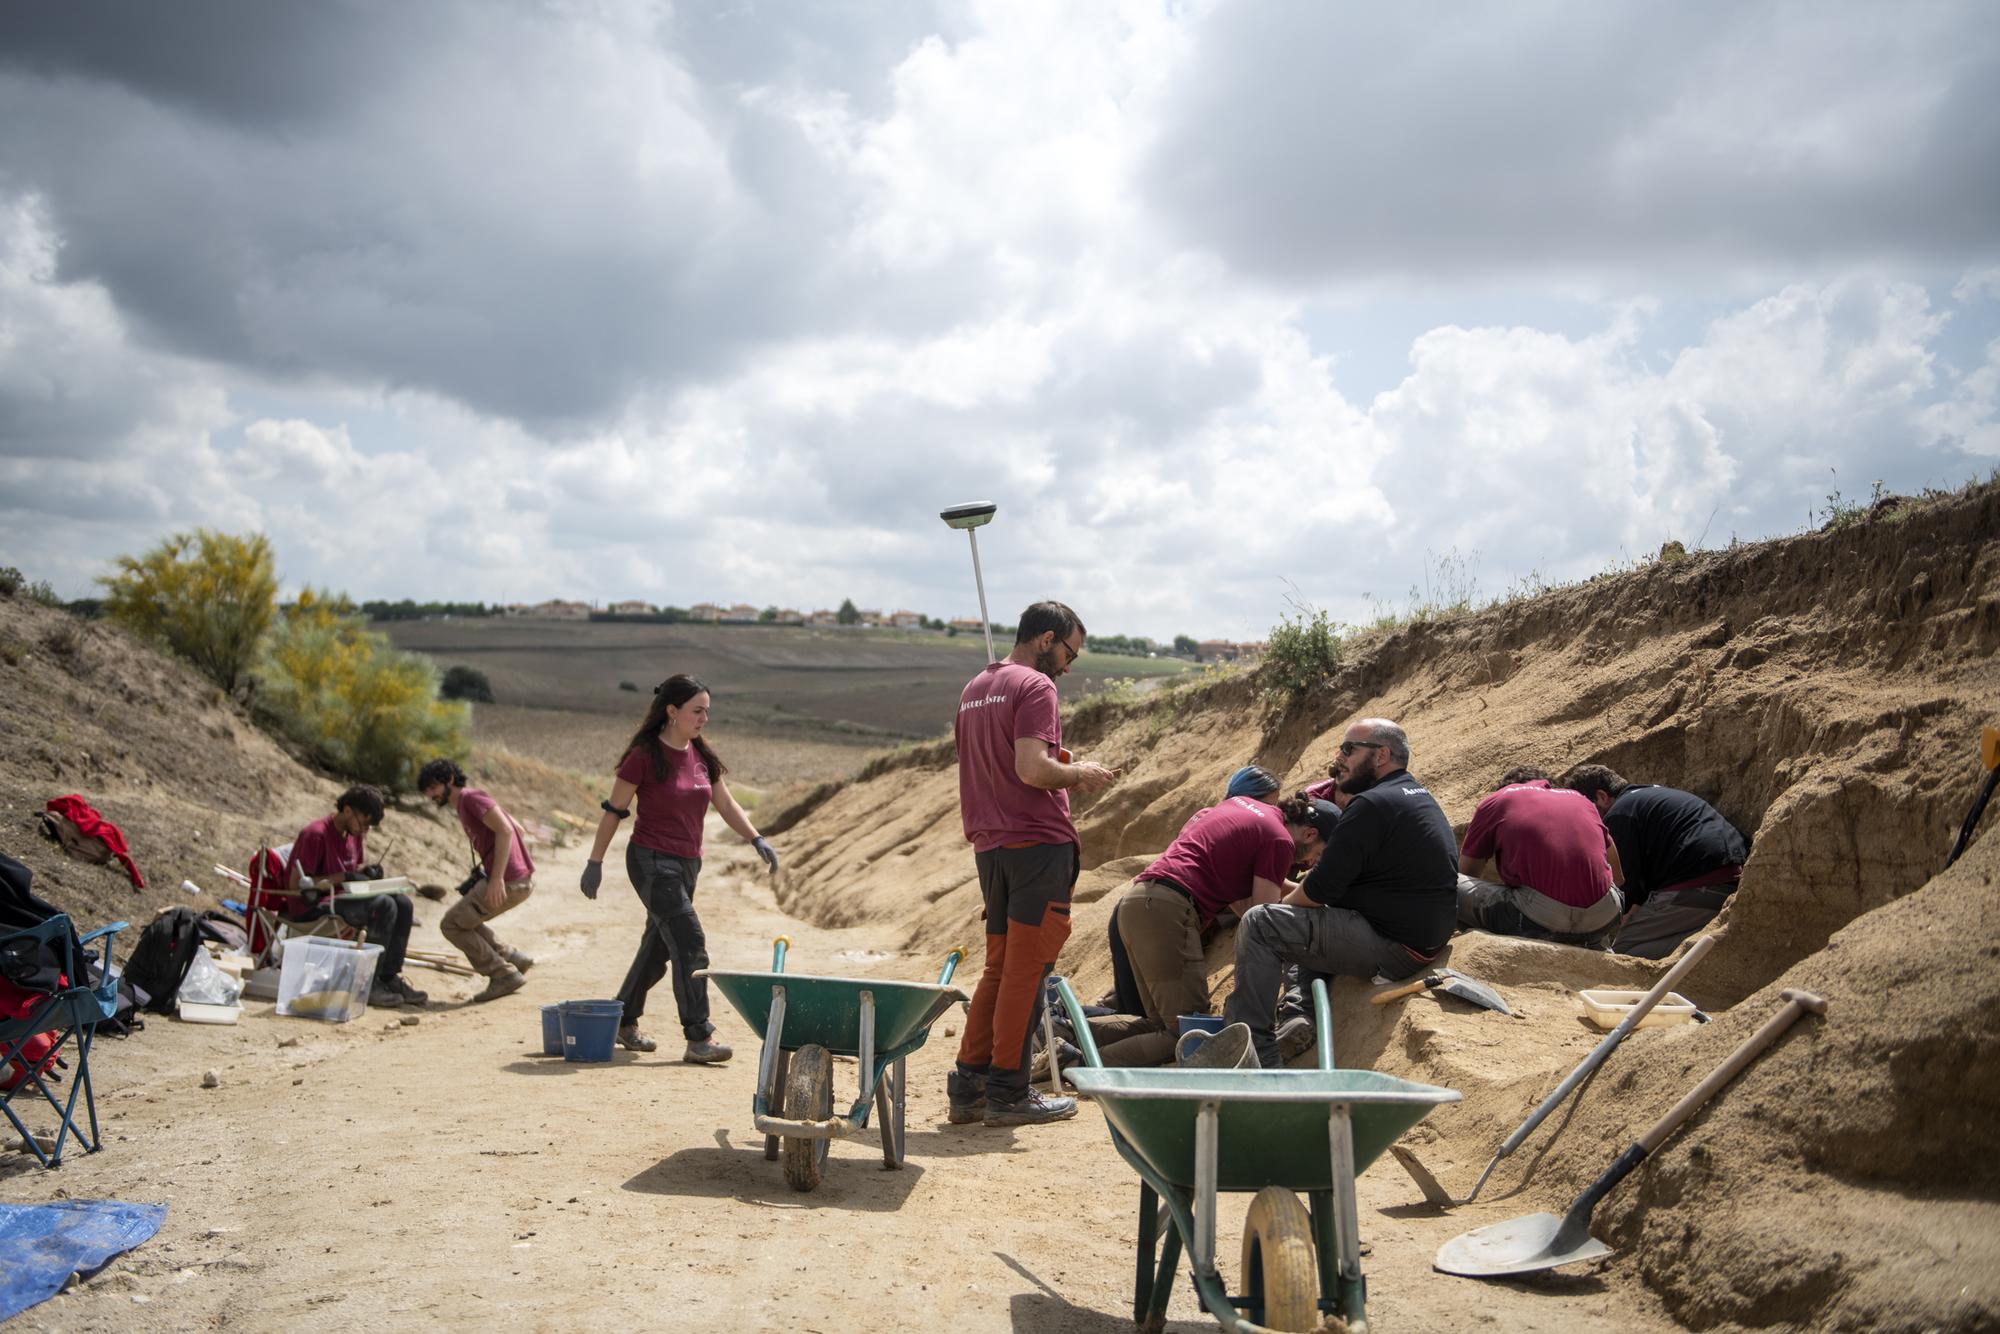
top-left (1054, 977), bottom-right (1460, 1333)
top-left (697, 938), bottom-right (967, 1192)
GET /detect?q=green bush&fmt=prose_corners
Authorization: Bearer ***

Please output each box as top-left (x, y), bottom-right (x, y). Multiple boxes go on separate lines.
top-left (1263, 605), bottom-right (1342, 695)
top-left (99, 530), bottom-right (277, 692)
top-left (440, 664), bottom-right (495, 703)
top-left (257, 588), bottom-right (467, 788)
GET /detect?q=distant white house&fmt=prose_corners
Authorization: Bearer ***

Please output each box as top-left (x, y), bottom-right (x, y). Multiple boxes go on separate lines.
top-left (774, 608), bottom-right (805, 625)
top-left (808, 609), bottom-right (840, 626)
top-left (519, 599), bottom-right (591, 620)
top-left (857, 608), bottom-right (884, 627)
top-left (689, 602), bottom-right (724, 622)
top-left (948, 616), bottom-right (986, 633)
top-left (609, 599), bottom-right (653, 616)
top-left (721, 602), bottom-right (759, 623)
top-left (888, 609), bottom-right (922, 629)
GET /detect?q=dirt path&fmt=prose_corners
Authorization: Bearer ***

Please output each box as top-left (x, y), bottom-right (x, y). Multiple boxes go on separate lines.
top-left (6, 825), bottom-right (1681, 1332)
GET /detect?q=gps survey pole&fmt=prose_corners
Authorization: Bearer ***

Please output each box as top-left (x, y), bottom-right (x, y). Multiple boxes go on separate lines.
top-left (940, 502), bottom-right (999, 662)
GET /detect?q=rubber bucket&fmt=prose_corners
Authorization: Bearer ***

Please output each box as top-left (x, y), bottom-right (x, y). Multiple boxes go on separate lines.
top-left (1176, 1013), bottom-right (1227, 1039)
top-left (559, 999), bottom-right (625, 1063)
top-left (1176, 1022), bottom-right (1259, 1070)
top-left (540, 1004), bottom-right (564, 1056)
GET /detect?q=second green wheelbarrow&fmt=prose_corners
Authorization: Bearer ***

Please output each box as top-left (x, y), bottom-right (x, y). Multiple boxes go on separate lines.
top-left (698, 938), bottom-right (967, 1191)
top-left (1055, 977), bottom-right (1460, 1333)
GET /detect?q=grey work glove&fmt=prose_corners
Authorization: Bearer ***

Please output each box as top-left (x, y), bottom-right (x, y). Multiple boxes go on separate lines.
top-left (752, 837), bottom-right (779, 874)
top-left (580, 860), bottom-right (602, 899)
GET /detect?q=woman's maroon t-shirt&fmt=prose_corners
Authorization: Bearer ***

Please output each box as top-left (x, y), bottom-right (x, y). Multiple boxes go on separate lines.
top-left (618, 743), bottom-right (713, 858)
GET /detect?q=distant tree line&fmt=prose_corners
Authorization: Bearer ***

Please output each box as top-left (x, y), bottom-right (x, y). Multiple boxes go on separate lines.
top-left (362, 599), bottom-right (501, 620)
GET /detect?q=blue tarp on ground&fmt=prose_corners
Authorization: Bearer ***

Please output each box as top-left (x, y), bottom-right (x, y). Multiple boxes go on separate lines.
top-left (0, 1199), bottom-right (166, 1321)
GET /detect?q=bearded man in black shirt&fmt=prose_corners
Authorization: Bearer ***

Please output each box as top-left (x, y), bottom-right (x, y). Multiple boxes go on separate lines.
top-left (1221, 718), bottom-right (1458, 1067)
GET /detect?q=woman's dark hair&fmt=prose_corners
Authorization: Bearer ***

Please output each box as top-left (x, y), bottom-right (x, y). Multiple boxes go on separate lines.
top-left (623, 674), bottom-right (726, 782)
top-left (416, 758), bottom-right (467, 791)
top-left (336, 784), bottom-right (386, 827)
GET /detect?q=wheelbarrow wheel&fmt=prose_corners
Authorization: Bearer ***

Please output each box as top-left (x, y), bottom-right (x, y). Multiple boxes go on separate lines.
top-left (1240, 1187), bottom-right (1318, 1332)
top-left (782, 1043), bottom-right (833, 1192)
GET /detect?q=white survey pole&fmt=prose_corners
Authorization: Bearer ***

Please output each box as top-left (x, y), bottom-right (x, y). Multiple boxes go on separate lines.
top-left (966, 528), bottom-right (995, 663)
top-left (939, 502), bottom-right (1000, 663)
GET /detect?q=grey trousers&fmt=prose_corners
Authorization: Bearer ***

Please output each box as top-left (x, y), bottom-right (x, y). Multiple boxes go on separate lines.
top-left (1222, 903), bottom-right (1426, 1067)
top-left (1614, 885), bottom-right (1733, 959)
top-left (1456, 873), bottom-right (1621, 949)
top-left (1085, 882), bottom-right (1209, 1067)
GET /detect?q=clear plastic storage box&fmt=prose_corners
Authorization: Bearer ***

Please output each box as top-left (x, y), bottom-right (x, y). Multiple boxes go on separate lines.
top-left (275, 937), bottom-right (383, 1023)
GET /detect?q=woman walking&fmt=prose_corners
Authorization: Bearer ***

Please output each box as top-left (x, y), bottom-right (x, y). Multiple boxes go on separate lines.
top-left (581, 675), bottom-right (778, 1062)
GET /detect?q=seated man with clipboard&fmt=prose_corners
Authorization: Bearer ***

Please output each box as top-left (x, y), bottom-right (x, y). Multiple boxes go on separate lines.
top-left (284, 785), bottom-right (426, 1008)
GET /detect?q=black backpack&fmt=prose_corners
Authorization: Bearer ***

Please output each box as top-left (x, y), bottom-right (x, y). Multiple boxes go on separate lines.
top-left (122, 907), bottom-right (204, 1015)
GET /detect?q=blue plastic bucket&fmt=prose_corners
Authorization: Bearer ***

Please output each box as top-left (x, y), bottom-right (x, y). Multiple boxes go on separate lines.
top-left (1177, 1013), bottom-right (1227, 1039)
top-left (559, 999), bottom-right (625, 1063)
top-left (540, 1004), bottom-right (564, 1056)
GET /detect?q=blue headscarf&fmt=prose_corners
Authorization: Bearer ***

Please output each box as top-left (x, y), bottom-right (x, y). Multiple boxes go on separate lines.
top-left (1225, 765), bottom-right (1280, 800)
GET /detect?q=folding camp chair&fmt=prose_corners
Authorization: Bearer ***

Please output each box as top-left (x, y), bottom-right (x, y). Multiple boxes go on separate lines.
top-left (241, 844), bottom-right (361, 968)
top-left (0, 914), bottom-right (127, 1167)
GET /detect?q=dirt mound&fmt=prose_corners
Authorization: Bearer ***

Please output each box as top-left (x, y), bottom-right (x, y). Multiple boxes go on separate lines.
top-left (769, 481), bottom-right (2000, 1330)
top-left (0, 593), bottom-right (597, 924)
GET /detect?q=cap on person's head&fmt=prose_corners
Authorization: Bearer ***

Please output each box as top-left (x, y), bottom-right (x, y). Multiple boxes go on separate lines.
top-left (1305, 799), bottom-right (1342, 840)
top-left (1226, 765), bottom-right (1280, 800)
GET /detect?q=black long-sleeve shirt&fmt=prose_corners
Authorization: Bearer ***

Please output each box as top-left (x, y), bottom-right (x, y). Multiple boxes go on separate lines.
top-left (1299, 767), bottom-right (1458, 954)
top-left (1604, 785), bottom-right (1749, 907)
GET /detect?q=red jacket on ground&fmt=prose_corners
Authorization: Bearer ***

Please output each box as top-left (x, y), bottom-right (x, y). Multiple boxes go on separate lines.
top-left (44, 795), bottom-right (145, 888)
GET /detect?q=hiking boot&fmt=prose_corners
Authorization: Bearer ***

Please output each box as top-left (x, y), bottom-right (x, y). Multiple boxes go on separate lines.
top-left (1275, 1015), bottom-right (1315, 1064)
top-left (386, 975), bottom-right (429, 1006)
top-left (504, 949), bottom-right (535, 973)
top-left (984, 1087), bottom-right (1078, 1127)
top-left (472, 968), bottom-right (527, 1003)
top-left (946, 1067), bottom-right (988, 1125)
top-left (366, 979), bottom-right (404, 1009)
top-left (618, 1025), bottom-right (658, 1053)
top-left (682, 1038), bottom-right (733, 1064)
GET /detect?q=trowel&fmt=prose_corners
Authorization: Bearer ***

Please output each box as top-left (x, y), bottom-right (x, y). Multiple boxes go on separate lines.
top-left (1370, 967), bottom-right (1513, 1016)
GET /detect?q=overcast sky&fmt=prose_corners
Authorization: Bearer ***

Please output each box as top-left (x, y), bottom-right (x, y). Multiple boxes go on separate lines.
top-left (3, 1), bottom-right (1996, 642)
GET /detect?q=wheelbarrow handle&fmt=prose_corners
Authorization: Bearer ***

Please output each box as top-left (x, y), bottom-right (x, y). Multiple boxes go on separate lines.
top-left (937, 947), bottom-right (966, 986)
top-left (771, 936), bottom-right (790, 973)
top-left (1052, 976), bottom-right (1104, 1069)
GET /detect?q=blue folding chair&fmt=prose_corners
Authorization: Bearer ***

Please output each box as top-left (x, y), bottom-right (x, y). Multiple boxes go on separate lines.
top-left (1, 915), bottom-right (128, 1167)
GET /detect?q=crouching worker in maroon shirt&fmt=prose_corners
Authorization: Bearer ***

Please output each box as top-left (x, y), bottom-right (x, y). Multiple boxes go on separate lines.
top-left (419, 759), bottom-right (538, 1003)
top-left (283, 785), bottom-right (426, 1008)
top-left (948, 601), bottom-right (1120, 1128)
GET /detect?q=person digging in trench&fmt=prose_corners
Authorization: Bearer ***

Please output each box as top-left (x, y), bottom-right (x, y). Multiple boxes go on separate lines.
top-left (418, 759), bottom-right (538, 1002)
top-left (282, 784), bottom-right (426, 1008)
top-left (1072, 780), bottom-right (1337, 1071)
top-left (579, 674), bottom-right (775, 1063)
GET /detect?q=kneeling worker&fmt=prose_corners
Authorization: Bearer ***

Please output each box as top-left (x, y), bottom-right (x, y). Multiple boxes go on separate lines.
top-left (1563, 764), bottom-right (1749, 959)
top-left (284, 785), bottom-right (426, 1008)
top-left (1456, 767), bottom-right (1624, 949)
top-left (1086, 781), bottom-right (1337, 1066)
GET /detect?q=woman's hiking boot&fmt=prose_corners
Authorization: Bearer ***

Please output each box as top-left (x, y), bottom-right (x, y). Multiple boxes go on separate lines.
top-left (682, 1038), bottom-right (733, 1063)
top-left (618, 1025), bottom-right (658, 1053)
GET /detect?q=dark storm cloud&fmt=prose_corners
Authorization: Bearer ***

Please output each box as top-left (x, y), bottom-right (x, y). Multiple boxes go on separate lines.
top-left (0, 1), bottom-right (929, 430)
top-left (1143, 2), bottom-right (2000, 285)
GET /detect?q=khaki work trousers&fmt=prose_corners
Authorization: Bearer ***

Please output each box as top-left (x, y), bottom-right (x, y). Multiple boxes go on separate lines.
top-left (440, 879), bottom-right (534, 977)
top-left (1085, 881), bottom-right (1210, 1067)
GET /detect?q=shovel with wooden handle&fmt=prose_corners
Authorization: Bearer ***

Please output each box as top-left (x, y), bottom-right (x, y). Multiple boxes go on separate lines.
top-left (1435, 986), bottom-right (1827, 1278)
top-left (1391, 933), bottom-right (1717, 1208)
top-left (1372, 967), bottom-right (1514, 1016)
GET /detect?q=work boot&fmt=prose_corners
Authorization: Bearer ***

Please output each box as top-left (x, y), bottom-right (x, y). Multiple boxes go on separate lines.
top-left (618, 1025), bottom-right (658, 1053)
top-left (984, 1087), bottom-right (1078, 1127)
top-left (473, 968), bottom-right (527, 1003)
top-left (504, 949), bottom-right (535, 973)
top-left (1276, 1015), bottom-right (1315, 1064)
top-left (387, 975), bottom-right (429, 1006)
top-left (366, 979), bottom-right (404, 1009)
top-left (682, 1038), bottom-right (733, 1064)
top-left (946, 1066), bottom-right (988, 1125)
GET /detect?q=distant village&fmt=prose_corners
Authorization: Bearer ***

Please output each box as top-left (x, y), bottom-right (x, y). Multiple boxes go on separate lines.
top-left (480, 597), bottom-right (1265, 662)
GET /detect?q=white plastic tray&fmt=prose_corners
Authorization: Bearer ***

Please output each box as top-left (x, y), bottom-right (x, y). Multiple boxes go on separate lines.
top-left (1577, 988), bottom-right (1698, 1030)
top-left (179, 1001), bottom-right (242, 1025)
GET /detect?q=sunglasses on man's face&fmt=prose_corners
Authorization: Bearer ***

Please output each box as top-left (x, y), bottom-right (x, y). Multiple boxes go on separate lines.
top-left (1338, 739), bottom-right (1386, 756)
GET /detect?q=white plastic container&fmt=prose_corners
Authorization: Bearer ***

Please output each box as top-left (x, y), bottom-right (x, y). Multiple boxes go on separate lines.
top-left (179, 1001), bottom-right (242, 1025)
top-left (275, 937), bottom-right (383, 1023)
top-left (1576, 988), bottom-right (1699, 1030)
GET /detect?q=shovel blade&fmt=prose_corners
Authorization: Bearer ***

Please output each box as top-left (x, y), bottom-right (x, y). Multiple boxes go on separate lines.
top-left (1437, 977), bottom-right (1514, 1016)
top-left (1434, 1211), bottom-right (1612, 1278)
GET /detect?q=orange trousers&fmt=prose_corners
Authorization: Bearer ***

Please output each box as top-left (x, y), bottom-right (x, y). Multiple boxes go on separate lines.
top-left (956, 842), bottom-right (1077, 1096)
